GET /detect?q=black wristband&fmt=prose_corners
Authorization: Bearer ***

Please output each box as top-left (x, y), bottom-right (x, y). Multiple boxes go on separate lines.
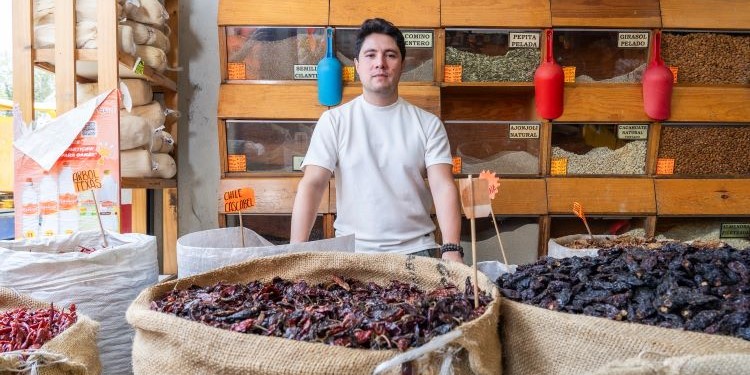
top-left (440, 243), bottom-right (464, 258)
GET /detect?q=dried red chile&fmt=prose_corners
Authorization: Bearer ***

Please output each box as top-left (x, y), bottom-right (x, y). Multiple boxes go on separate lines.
top-left (497, 243), bottom-right (750, 340)
top-left (151, 276), bottom-right (491, 351)
top-left (0, 304), bottom-right (78, 352)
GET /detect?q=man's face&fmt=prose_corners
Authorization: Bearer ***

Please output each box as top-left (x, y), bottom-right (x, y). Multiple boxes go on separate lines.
top-left (355, 33), bottom-right (403, 99)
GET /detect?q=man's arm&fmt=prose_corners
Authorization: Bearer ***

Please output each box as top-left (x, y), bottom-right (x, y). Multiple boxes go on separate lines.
top-left (290, 165), bottom-right (332, 243)
top-left (427, 163), bottom-right (463, 262)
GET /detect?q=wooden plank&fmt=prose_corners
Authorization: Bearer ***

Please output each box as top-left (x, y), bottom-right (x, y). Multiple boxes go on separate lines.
top-left (660, 0), bottom-right (750, 30)
top-left (491, 179), bottom-right (547, 215)
top-left (644, 215), bottom-right (656, 237)
top-left (646, 122), bottom-right (661, 175)
top-left (670, 87), bottom-right (750, 123)
top-left (131, 189), bottom-right (148, 234)
top-left (218, 0), bottom-right (328, 26)
top-left (54, 0), bottom-right (76, 113)
top-left (551, 0), bottom-right (661, 28)
top-left (218, 178), bottom-right (329, 214)
top-left (323, 213), bottom-right (335, 238)
top-left (162, 188), bottom-right (178, 275)
top-left (34, 48), bottom-right (97, 62)
top-left (121, 178), bottom-right (177, 189)
top-left (164, 0), bottom-right (179, 84)
top-left (340, 85), bottom-right (441, 116)
top-left (330, 0), bottom-right (440, 27)
top-left (434, 28), bottom-right (445, 83)
top-left (441, 86), bottom-right (536, 121)
top-left (329, 178), bottom-right (336, 214)
top-left (441, 0), bottom-right (551, 27)
top-left (558, 84), bottom-right (650, 122)
top-left (12, 0), bottom-right (33, 124)
top-left (218, 119), bottom-right (229, 175)
top-left (218, 84), bottom-right (327, 119)
top-left (655, 179), bottom-right (750, 216)
top-left (538, 215), bottom-right (551, 257)
top-left (547, 177), bottom-right (656, 214)
top-left (97, 0), bottom-right (119, 92)
top-left (539, 121), bottom-right (552, 175)
top-left (218, 27), bottom-right (228, 82)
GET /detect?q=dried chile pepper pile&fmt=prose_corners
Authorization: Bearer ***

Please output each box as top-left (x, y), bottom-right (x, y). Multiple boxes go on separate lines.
top-left (498, 243), bottom-right (750, 340)
top-left (1, 304), bottom-right (78, 352)
top-left (151, 276), bottom-right (491, 351)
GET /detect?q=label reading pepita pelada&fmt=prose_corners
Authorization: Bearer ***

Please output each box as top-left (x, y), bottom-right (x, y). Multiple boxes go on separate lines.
top-left (720, 223), bottom-right (750, 239)
top-left (509, 33), bottom-right (540, 48)
top-left (509, 124), bottom-right (540, 139)
top-left (403, 32), bottom-right (433, 48)
top-left (294, 65), bottom-right (317, 80)
top-left (618, 33), bottom-right (649, 48)
top-left (617, 124), bottom-right (648, 140)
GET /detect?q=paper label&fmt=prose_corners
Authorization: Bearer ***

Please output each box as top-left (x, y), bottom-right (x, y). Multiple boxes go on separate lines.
top-left (444, 65), bottom-right (463, 83)
top-left (292, 156), bottom-right (305, 171)
top-left (73, 169), bottom-right (101, 193)
top-left (563, 66), bottom-right (576, 83)
top-left (452, 156), bottom-right (462, 174)
top-left (618, 32), bottom-right (649, 48)
top-left (227, 154), bottom-right (247, 172)
top-left (656, 158), bottom-right (675, 175)
top-left (509, 33), bottom-right (540, 48)
top-left (342, 66), bottom-right (355, 82)
top-left (550, 158), bottom-right (568, 175)
top-left (132, 57), bottom-right (145, 75)
top-left (668, 66), bottom-right (678, 83)
top-left (294, 65), bottom-right (317, 80)
top-left (720, 223), bottom-right (750, 239)
top-left (509, 124), bottom-right (540, 139)
top-left (223, 187), bottom-right (255, 212)
top-left (403, 32), bottom-right (433, 48)
top-left (227, 62), bottom-right (247, 80)
top-left (617, 124), bottom-right (648, 140)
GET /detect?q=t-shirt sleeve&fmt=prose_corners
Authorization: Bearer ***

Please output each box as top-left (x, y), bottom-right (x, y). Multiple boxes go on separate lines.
top-left (424, 116), bottom-right (453, 168)
top-left (301, 110), bottom-right (338, 173)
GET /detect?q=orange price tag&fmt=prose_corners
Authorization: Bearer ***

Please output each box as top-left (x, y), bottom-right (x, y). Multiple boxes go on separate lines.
top-left (668, 66), bottom-right (678, 84)
top-left (572, 201), bottom-right (586, 220)
top-left (478, 170), bottom-right (501, 200)
top-left (563, 66), bottom-right (576, 83)
top-left (444, 65), bottom-right (463, 83)
top-left (550, 157), bottom-right (568, 176)
top-left (227, 154), bottom-right (247, 172)
top-left (223, 187), bottom-right (255, 212)
top-left (452, 156), bottom-right (462, 174)
top-left (342, 66), bottom-right (355, 82)
top-left (73, 169), bottom-right (101, 193)
top-left (227, 62), bottom-right (247, 80)
top-left (656, 158), bottom-right (675, 175)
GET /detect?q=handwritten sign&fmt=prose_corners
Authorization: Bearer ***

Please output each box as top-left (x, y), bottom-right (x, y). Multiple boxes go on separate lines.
top-left (227, 155), bottom-right (247, 172)
top-left (656, 158), bottom-right (675, 175)
top-left (563, 66), bottom-right (576, 83)
top-left (478, 170), bottom-right (501, 200)
top-left (223, 187), bottom-right (255, 212)
top-left (668, 66), bottom-right (678, 83)
top-left (73, 169), bottom-right (101, 192)
top-left (342, 66), bottom-right (356, 82)
top-left (452, 156), bottom-right (462, 174)
top-left (227, 62), bottom-right (246, 80)
top-left (551, 157), bottom-right (568, 175)
top-left (444, 65), bottom-right (463, 83)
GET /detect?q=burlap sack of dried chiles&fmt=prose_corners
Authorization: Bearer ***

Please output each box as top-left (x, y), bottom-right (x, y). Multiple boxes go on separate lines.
top-left (127, 252), bottom-right (501, 375)
top-left (0, 288), bottom-right (101, 375)
top-left (587, 353), bottom-right (750, 375)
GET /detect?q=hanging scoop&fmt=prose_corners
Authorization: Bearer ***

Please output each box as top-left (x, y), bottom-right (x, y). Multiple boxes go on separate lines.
top-left (317, 27), bottom-right (343, 106)
top-left (642, 30), bottom-right (673, 121)
top-left (534, 29), bottom-right (564, 120)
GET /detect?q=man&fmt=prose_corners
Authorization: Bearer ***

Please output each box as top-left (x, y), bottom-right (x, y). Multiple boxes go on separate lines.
top-left (290, 18), bottom-right (463, 262)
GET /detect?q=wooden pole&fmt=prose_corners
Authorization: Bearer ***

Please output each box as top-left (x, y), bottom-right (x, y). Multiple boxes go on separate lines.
top-left (468, 175), bottom-right (479, 309)
top-left (489, 206), bottom-right (508, 265)
top-left (92, 191), bottom-right (108, 248)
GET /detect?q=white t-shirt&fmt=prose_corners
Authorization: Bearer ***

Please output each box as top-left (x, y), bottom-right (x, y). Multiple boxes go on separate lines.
top-left (302, 95), bottom-right (453, 254)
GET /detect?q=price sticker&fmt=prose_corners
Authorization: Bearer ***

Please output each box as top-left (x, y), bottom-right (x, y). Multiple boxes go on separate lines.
top-left (227, 155), bottom-right (247, 172)
top-left (132, 58), bottom-right (145, 75)
top-left (223, 187), bottom-right (255, 213)
top-left (550, 157), bottom-right (568, 175)
top-left (563, 66), bottom-right (576, 83)
top-left (73, 169), bottom-right (101, 193)
top-left (227, 62), bottom-right (247, 80)
top-left (342, 66), bottom-right (356, 82)
top-left (444, 65), bottom-right (463, 83)
top-left (656, 158), bottom-right (675, 175)
top-left (668, 66), bottom-right (678, 84)
top-left (452, 156), bottom-right (462, 174)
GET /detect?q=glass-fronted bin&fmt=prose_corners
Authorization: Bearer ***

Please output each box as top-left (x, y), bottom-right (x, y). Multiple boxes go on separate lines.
top-left (226, 214), bottom-right (325, 245)
top-left (446, 121), bottom-right (541, 175)
top-left (553, 29), bottom-right (650, 83)
top-left (225, 120), bottom-right (315, 173)
top-left (657, 124), bottom-right (750, 176)
top-left (334, 28), bottom-right (435, 82)
top-left (551, 123), bottom-right (648, 175)
top-left (460, 216), bottom-right (540, 266)
top-left (662, 31), bottom-right (750, 85)
top-left (655, 218), bottom-right (750, 250)
top-left (225, 27), bottom-right (326, 80)
top-left (444, 29), bottom-right (541, 82)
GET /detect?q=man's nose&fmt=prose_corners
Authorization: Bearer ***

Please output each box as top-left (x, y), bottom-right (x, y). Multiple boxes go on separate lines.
top-left (374, 54), bottom-right (386, 68)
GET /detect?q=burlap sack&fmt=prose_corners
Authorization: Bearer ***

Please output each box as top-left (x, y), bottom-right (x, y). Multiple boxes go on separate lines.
top-left (0, 288), bottom-right (101, 375)
top-left (127, 252), bottom-right (501, 375)
top-left (501, 299), bottom-right (750, 375)
top-left (588, 353), bottom-right (750, 375)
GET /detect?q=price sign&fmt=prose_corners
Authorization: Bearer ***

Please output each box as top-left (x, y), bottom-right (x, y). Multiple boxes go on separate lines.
top-left (550, 158), bottom-right (568, 175)
top-left (478, 170), bottom-right (501, 200)
top-left (73, 169), bottom-right (101, 192)
top-left (668, 66), bottom-right (679, 83)
top-left (227, 155), bottom-right (247, 172)
top-left (223, 187), bottom-right (256, 213)
top-left (656, 158), bottom-right (675, 175)
top-left (563, 66), bottom-right (576, 83)
top-left (227, 62), bottom-right (247, 80)
top-left (342, 66), bottom-right (356, 82)
top-left (444, 65), bottom-right (463, 83)
top-left (452, 156), bottom-right (462, 174)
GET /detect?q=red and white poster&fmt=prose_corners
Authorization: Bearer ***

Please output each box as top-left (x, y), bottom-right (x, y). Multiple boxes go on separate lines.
top-left (13, 90), bottom-right (120, 238)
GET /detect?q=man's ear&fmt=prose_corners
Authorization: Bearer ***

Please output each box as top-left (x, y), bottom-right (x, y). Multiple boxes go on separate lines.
top-left (353, 58), bottom-right (359, 69)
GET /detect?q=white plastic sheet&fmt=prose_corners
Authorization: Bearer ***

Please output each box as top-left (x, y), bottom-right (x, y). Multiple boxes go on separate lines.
top-left (547, 234), bottom-right (615, 259)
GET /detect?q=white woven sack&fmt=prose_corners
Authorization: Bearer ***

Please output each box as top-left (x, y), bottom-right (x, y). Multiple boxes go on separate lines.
top-left (34, 23), bottom-right (136, 55)
top-left (33, 0), bottom-right (107, 25)
top-left (146, 129), bottom-right (174, 153)
top-left (125, 101), bottom-right (165, 130)
top-left (122, 20), bottom-right (171, 52)
top-left (121, 150), bottom-right (176, 178)
top-left (176, 228), bottom-right (356, 278)
top-left (0, 231), bottom-right (158, 375)
top-left (120, 114), bottom-right (152, 150)
top-left (547, 234), bottom-right (615, 258)
top-left (123, 0), bottom-right (169, 27)
top-left (121, 79), bottom-right (154, 107)
top-left (135, 45), bottom-right (168, 72)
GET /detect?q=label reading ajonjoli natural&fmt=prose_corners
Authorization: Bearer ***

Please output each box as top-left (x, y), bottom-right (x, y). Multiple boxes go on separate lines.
top-left (618, 32), bottom-right (649, 48)
top-left (720, 223), bottom-right (750, 239)
top-left (294, 65), bottom-right (317, 80)
top-left (403, 32), bottom-right (433, 48)
top-left (617, 124), bottom-right (648, 140)
top-left (509, 124), bottom-right (540, 139)
top-left (509, 33), bottom-right (540, 48)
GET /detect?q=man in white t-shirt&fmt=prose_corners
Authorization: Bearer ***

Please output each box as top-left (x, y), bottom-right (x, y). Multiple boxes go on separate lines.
top-left (290, 18), bottom-right (463, 262)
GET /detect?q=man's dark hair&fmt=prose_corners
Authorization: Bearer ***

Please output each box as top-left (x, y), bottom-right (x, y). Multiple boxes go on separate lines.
top-left (355, 18), bottom-right (406, 61)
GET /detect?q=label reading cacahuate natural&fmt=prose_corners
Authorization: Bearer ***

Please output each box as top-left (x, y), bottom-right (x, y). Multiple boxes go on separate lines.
top-left (294, 65), bottom-right (317, 80)
top-left (617, 124), bottom-right (648, 140)
top-left (403, 32), bottom-right (433, 48)
top-left (509, 124), bottom-right (540, 139)
top-left (509, 33), bottom-right (540, 48)
top-left (618, 32), bottom-right (649, 48)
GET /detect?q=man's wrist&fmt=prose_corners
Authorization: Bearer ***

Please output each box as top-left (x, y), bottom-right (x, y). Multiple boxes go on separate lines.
top-left (440, 243), bottom-right (464, 258)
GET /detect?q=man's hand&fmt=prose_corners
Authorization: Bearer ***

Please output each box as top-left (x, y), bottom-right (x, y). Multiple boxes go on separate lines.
top-left (441, 251), bottom-right (464, 263)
